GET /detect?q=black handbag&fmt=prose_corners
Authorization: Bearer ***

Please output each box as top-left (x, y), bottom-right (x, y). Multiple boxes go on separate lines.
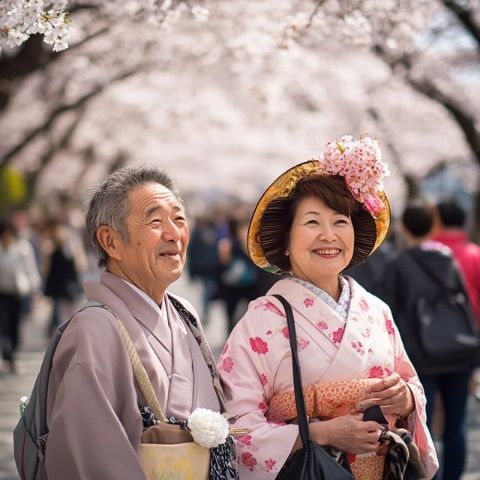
top-left (272, 294), bottom-right (354, 480)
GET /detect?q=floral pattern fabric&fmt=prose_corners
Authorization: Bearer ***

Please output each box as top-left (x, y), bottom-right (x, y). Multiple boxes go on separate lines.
top-left (290, 275), bottom-right (351, 321)
top-left (218, 277), bottom-right (438, 480)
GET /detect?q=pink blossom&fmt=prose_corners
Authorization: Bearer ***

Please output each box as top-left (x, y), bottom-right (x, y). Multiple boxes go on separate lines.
top-left (254, 300), bottom-right (285, 317)
top-left (281, 326), bottom-right (290, 339)
top-left (241, 452), bottom-right (257, 471)
top-left (368, 365), bottom-right (384, 378)
top-left (351, 340), bottom-right (364, 354)
top-left (265, 458), bottom-right (277, 471)
top-left (303, 297), bottom-right (314, 308)
top-left (258, 401), bottom-right (268, 413)
top-left (319, 135), bottom-right (390, 216)
top-left (332, 327), bottom-right (344, 344)
top-left (249, 337), bottom-right (269, 354)
top-left (316, 320), bottom-right (329, 330)
top-left (364, 194), bottom-right (385, 216)
top-left (238, 434), bottom-right (252, 447)
top-left (221, 356), bottom-right (234, 373)
top-left (359, 297), bottom-right (369, 311)
top-left (298, 338), bottom-right (310, 350)
top-left (385, 318), bottom-right (395, 336)
top-left (259, 373), bottom-right (268, 386)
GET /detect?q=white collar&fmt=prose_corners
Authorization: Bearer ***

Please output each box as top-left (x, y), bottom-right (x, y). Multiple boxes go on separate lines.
top-left (119, 279), bottom-right (163, 313)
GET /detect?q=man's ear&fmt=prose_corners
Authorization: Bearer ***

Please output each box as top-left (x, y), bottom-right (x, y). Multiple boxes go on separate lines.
top-left (96, 225), bottom-right (124, 262)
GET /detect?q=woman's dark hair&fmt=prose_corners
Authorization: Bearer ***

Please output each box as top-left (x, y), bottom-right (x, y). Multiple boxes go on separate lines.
top-left (401, 202), bottom-right (435, 238)
top-left (258, 175), bottom-right (376, 272)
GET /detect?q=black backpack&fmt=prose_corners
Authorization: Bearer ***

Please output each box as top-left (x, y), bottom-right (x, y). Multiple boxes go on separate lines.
top-left (394, 249), bottom-right (479, 374)
top-left (13, 302), bottom-right (109, 480)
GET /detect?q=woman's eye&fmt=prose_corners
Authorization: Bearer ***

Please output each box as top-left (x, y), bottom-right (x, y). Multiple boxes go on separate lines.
top-left (305, 219), bottom-right (318, 225)
top-left (335, 219), bottom-right (349, 225)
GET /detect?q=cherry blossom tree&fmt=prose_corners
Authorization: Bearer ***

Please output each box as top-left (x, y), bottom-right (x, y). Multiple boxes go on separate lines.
top-left (0, 0), bottom-right (478, 221)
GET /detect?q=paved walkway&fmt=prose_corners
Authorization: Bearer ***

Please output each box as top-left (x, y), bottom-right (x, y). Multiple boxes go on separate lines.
top-left (1, 276), bottom-right (480, 479)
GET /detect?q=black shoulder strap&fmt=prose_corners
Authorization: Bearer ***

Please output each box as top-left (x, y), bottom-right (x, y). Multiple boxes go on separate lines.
top-left (272, 294), bottom-right (310, 447)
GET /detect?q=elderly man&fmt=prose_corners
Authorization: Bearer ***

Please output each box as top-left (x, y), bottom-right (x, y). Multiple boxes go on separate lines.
top-left (44, 166), bottom-right (232, 479)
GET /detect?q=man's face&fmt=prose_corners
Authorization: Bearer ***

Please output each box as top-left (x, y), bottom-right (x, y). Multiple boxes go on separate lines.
top-left (114, 183), bottom-right (189, 299)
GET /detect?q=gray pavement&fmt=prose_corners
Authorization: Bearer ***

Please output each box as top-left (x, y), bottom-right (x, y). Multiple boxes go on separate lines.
top-left (1, 276), bottom-right (480, 479)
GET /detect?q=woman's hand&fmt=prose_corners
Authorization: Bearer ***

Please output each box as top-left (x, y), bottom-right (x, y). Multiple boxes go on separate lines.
top-left (309, 415), bottom-right (381, 454)
top-left (358, 373), bottom-right (415, 418)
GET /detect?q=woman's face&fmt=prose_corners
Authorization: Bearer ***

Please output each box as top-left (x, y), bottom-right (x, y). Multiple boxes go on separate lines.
top-left (288, 196), bottom-right (355, 286)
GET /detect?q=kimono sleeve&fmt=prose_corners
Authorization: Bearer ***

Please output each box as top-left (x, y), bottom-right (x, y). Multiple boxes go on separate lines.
top-left (387, 306), bottom-right (439, 479)
top-left (218, 303), bottom-right (299, 479)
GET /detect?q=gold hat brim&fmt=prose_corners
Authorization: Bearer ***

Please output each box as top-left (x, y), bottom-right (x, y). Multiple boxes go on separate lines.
top-left (247, 160), bottom-right (391, 273)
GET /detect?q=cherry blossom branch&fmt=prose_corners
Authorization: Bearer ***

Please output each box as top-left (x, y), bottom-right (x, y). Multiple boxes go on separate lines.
top-left (441, 0), bottom-right (480, 48)
top-left (1, 67), bottom-right (140, 167)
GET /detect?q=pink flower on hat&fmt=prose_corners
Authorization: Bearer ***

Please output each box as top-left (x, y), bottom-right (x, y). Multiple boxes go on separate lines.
top-left (318, 135), bottom-right (390, 216)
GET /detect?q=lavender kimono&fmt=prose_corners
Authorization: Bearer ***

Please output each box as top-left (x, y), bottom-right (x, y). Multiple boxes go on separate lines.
top-left (218, 276), bottom-right (438, 479)
top-left (45, 272), bottom-right (221, 480)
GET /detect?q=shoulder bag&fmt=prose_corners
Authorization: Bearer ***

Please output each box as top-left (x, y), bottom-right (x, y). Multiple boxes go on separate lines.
top-left (272, 294), bottom-right (354, 480)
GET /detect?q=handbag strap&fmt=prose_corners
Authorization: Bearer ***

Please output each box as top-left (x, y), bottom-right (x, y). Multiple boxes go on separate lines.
top-left (117, 320), bottom-right (168, 423)
top-left (272, 294), bottom-right (310, 447)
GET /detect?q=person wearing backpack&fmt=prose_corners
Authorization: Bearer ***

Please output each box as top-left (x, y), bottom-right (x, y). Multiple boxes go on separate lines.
top-left (433, 199), bottom-right (480, 326)
top-left (14, 166), bottom-right (237, 480)
top-left (383, 201), bottom-right (477, 480)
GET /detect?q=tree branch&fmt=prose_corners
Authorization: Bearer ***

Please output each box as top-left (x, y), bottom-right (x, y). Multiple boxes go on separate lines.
top-left (1, 68), bottom-right (140, 168)
top-left (26, 108), bottom-right (86, 197)
top-left (441, 0), bottom-right (480, 49)
top-left (374, 44), bottom-right (480, 164)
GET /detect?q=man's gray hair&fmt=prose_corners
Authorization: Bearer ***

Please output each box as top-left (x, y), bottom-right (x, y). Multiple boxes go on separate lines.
top-left (86, 165), bottom-right (182, 268)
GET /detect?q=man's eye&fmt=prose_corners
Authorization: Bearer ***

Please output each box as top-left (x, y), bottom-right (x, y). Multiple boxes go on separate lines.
top-left (150, 219), bottom-right (162, 224)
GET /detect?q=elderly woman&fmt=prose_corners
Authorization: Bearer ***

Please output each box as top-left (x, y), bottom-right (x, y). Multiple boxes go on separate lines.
top-left (218, 136), bottom-right (438, 479)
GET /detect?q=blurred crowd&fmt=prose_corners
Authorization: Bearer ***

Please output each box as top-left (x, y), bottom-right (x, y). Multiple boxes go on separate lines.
top-left (0, 207), bottom-right (87, 373)
top-left (187, 203), bottom-right (277, 332)
top-left (1, 194), bottom-right (480, 478)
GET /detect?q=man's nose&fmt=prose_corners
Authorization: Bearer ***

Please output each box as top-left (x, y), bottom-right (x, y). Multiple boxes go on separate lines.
top-left (162, 218), bottom-right (182, 241)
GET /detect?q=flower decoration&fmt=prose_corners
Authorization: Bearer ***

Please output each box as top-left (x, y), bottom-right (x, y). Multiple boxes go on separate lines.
top-left (187, 407), bottom-right (229, 448)
top-left (318, 134), bottom-right (390, 217)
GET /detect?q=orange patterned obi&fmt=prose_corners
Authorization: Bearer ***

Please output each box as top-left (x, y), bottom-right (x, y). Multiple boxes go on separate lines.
top-left (267, 379), bottom-right (391, 480)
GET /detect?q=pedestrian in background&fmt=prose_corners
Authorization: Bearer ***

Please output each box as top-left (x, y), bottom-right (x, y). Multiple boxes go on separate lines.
top-left (383, 201), bottom-right (474, 480)
top-left (187, 215), bottom-right (220, 324)
top-left (0, 219), bottom-right (40, 373)
top-left (43, 220), bottom-right (82, 335)
top-left (433, 199), bottom-right (480, 325)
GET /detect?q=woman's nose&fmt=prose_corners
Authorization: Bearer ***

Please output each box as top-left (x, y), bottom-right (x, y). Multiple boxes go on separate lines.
top-left (317, 225), bottom-right (336, 242)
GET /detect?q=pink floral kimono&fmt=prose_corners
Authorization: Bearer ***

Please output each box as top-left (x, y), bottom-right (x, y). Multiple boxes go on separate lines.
top-left (218, 277), bottom-right (438, 479)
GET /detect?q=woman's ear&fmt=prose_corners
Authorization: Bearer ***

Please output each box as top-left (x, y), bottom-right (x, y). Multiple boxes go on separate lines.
top-left (96, 225), bottom-right (124, 262)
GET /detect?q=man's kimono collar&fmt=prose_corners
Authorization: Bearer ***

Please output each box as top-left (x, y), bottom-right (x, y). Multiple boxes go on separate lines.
top-left (84, 272), bottom-right (171, 350)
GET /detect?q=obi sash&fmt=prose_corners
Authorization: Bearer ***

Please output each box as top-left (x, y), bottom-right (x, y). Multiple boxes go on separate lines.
top-left (266, 379), bottom-right (395, 480)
